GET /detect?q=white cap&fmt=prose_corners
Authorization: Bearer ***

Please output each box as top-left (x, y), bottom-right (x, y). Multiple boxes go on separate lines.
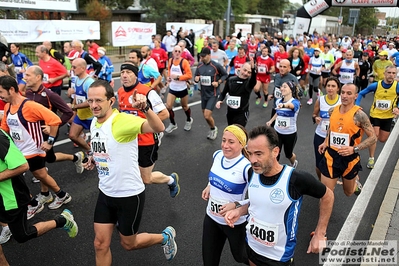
top-left (278, 32), bottom-right (282, 35)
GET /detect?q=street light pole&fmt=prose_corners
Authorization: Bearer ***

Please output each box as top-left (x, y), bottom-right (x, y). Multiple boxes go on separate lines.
top-left (338, 6), bottom-right (343, 36)
top-left (226, 0), bottom-right (231, 37)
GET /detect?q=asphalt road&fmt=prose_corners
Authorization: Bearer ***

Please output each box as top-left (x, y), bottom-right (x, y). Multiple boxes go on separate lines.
top-left (2, 80), bottom-right (397, 266)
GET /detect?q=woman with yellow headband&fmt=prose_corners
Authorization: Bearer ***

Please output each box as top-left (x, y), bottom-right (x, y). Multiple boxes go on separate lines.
top-left (201, 124), bottom-right (250, 265)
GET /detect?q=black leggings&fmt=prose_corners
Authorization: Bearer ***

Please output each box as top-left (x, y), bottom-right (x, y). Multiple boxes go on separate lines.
top-left (8, 205), bottom-right (38, 243)
top-left (202, 214), bottom-right (248, 266)
top-left (277, 132), bottom-right (297, 161)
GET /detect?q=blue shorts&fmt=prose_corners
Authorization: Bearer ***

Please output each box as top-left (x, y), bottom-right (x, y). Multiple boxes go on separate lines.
top-left (73, 116), bottom-right (92, 130)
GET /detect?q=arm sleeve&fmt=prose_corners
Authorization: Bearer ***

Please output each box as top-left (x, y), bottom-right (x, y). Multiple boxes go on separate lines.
top-left (248, 67), bottom-right (257, 89)
top-left (105, 58), bottom-right (114, 75)
top-left (85, 54), bottom-right (102, 76)
top-left (24, 101), bottom-right (61, 126)
top-left (46, 90), bottom-right (74, 126)
top-left (356, 82), bottom-right (377, 105)
top-left (219, 79), bottom-right (230, 101)
top-left (290, 170), bottom-right (327, 199)
top-left (180, 60), bottom-right (193, 81)
top-left (229, 56), bottom-right (236, 67)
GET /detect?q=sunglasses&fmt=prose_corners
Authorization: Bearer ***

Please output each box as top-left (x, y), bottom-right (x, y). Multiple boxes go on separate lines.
top-left (173, 50), bottom-right (181, 53)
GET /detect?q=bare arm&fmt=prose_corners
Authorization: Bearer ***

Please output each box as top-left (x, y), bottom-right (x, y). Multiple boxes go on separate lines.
top-left (307, 187), bottom-right (334, 253)
top-left (353, 109), bottom-right (377, 150)
top-left (0, 162), bottom-right (29, 181)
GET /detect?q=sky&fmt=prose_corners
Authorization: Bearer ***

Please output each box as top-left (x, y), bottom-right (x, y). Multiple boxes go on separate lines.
top-left (289, 0), bottom-right (399, 18)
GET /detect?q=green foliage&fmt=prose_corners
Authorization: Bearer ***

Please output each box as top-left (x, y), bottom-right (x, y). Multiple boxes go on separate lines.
top-left (246, 0), bottom-right (289, 16)
top-left (321, 6), bottom-right (378, 35)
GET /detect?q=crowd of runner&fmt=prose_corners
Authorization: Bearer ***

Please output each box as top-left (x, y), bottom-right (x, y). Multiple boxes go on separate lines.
top-left (0, 26), bottom-right (397, 265)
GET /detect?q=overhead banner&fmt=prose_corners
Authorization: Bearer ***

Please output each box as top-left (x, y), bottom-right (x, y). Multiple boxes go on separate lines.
top-left (331, 0), bottom-right (397, 7)
top-left (0, 19), bottom-right (100, 43)
top-left (112, 22), bottom-right (156, 46)
top-left (0, 0), bottom-right (78, 12)
top-left (165, 23), bottom-right (213, 38)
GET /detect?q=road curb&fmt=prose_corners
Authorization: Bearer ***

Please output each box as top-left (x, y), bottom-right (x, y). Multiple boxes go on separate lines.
top-left (369, 160), bottom-right (399, 241)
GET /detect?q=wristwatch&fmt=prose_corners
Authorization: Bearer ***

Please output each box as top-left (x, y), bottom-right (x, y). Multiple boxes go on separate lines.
top-left (353, 146), bottom-right (360, 153)
top-left (175, 75), bottom-right (180, 81)
top-left (47, 136), bottom-right (55, 145)
top-left (234, 201), bottom-right (242, 209)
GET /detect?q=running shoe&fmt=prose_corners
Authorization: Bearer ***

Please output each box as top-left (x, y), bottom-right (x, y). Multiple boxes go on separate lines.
top-left (31, 176), bottom-right (40, 183)
top-left (169, 173), bottom-right (180, 198)
top-left (318, 89), bottom-right (324, 96)
top-left (307, 98), bottom-right (313, 105)
top-left (175, 98), bottom-right (181, 104)
top-left (36, 193), bottom-right (54, 205)
top-left (255, 98), bottom-right (261, 105)
top-left (165, 123), bottom-right (178, 133)
top-left (262, 102), bottom-right (268, 108)
top-left (184, 117), bottom-right (193, 131)
top-left (162, 226), bottom-right (177, 261)
top-left (27, 203), bottom-right (44, 220)
top-left (291, 160), bottom-right (298, 169)
top-left (367, 157), bottom-right (375, 169)
top-left (0, 227), bottom-right (12, 244)
top-left (48, 193), bottom-right (72, 210)
top-left (354, 179), bottom-right (363, 196)
top-left (61, 209), bottom-right (78, 238)
top-left (74, 151), bottom-right (85, 174)
top-left (208, 127), bottom-right (218, 140)
top-left (303, 88), bottom-right (308, 97)
top-left (157, 132), bottom-right (164, 147)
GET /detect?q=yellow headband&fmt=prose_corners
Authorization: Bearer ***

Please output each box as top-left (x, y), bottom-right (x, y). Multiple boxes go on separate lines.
top-left (224, 125), bottom-right (247, 148)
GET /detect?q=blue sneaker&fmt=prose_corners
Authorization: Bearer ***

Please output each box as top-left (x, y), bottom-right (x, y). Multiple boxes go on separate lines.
top-left (169, 173), bottom-right (180, 198)
top-left (162, 226), bottom-right (177, 261)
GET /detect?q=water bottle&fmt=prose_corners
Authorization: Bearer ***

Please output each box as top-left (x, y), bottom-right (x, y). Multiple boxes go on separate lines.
top-left (188, 87), bottom-right (194, 97)
top-left (194, 82), bottom-right (198, 91)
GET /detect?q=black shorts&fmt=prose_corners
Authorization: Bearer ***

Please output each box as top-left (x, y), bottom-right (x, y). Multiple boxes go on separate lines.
top-left (27, 156), bottom-right (46, 172)
top-left (319, 147), bottom-right (362, 180)
top-left (300, 74), bottom-right (307, 81)
top-left (227, 110), bottom-right (249, 127)
top-left (7, 205), bottom-right (38, 243)
top-left (370, 117), bottom-right (393, 132)
top-left (94, 190), bottom-right (145, 236)
top-left (201, 95), bottom-right (218, 111)
top-left (169, 88), bottom-right (188, 98)
top-left (321, 72), bottom-right (330, 78)
top-left (313, 133), bottom-right (325, 169)
top-left (246, 243), bottom-right (294, 266)
top-left (138, 144), bottom-right (158, 168)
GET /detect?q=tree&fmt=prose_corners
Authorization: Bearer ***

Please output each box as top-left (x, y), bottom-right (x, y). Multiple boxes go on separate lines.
top-left (85, 0), bottom-right (112, 44)
top-left (320, 6), bottom-right (378, 35)
top-left (246, 0), bottom-right (289, 16)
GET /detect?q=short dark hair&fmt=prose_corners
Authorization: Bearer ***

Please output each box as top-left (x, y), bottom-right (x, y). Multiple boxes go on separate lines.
top-left (89, 79), bottom-right (114, 99)
top-left (129, 49), bottom-right (143, 62)
top-left (0, 75), bottom-right (18, 93)
top-left (248, 126), bottom-right (279, 150)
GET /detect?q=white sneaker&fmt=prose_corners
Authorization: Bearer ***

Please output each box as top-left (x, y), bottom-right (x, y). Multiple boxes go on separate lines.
top-left (307, 98), bottom-right (313, 105)
top-left (27, 203), bottom-right (44, 220)
top-left (165, 123), bottom-right (178, 133)
top-left (208, 127), bottom-right (218, 140)
top-left (74, 151), bottom-right (85, 174)
top-left (48, 193), bottom-right (72, 210)
top-left (0, 227), bottom-right (12, 244)
top-left (36, 193), bottom-right (54, 205)
top-left (184, 118), bottom-right (193, 131)
top-left (158, 132), bottom-right (164, 146)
